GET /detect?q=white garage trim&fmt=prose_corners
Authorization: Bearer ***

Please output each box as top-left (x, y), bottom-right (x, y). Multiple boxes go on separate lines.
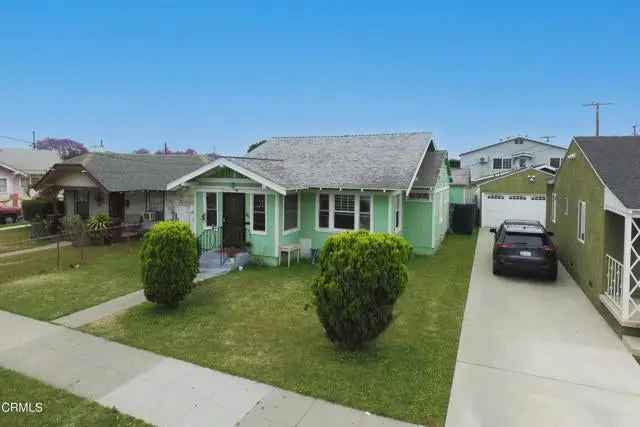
top-left (481, 193), bottom-right (547, 228)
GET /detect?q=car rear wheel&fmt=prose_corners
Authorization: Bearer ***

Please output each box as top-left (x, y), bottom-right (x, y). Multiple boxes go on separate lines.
top-left (492, 262), bottom-right (501, 276)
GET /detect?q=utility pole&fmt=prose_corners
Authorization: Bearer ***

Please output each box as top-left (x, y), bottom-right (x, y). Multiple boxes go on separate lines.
top-left (633, 124), bottom-right (638, 136)
top-left (164, 141), bottom-right (168, 154)
top-left (540, 135), bottom-right (556, 143)
top-left (32, 130), bottom-right (36, 150)
top-left (583, 102), bottom-right (613, 136)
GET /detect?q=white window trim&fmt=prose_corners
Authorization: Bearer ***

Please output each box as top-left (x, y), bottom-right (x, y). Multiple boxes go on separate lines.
top-left (552, 192), bottom-right (557, 224)
top-left (577, 200), bottom-right (586, 244)
top-left (0, 177), bottom-right (8, 194)
top-left (315, 192), bottom-right (374, 232)
top-left (283, 193), bottom-right (301, 235)
top-left (203, 192), bottom-right (219, 230)
top-left (250, 192), bottom-right (268, 235)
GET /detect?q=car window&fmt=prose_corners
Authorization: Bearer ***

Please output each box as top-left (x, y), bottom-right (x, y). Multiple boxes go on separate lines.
top-left (503, 233), bottom-right (547, 247)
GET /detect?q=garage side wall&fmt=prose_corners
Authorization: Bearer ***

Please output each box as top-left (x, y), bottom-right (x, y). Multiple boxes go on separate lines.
top-left (546, 142), bottom-right (606, 306)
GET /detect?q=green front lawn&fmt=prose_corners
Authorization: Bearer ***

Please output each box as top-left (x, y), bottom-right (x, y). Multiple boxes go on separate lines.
top-left (0, 368), bottom-right (148, 427)
top-left (84, 232), bottom-right (477, 426)
top-left (0, 226), bottom-right (41, 254)
top-left (0, 241), bottom-right (143, 320)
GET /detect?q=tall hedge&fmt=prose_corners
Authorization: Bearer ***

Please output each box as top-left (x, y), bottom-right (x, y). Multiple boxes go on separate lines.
top-left (311, 231), bottom-right (412, 349)
top-left (140, 221), bottom-right (198, 307)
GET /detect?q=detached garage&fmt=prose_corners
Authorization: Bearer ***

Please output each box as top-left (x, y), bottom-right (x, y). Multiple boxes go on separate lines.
top-left (477, 167), bottom-right (553, 228)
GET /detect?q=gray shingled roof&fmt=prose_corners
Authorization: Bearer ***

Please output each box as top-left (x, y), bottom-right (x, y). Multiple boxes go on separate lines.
top-left (0, 148), bottom-right (60, 174)
top-left (227, 132), bottom-right (435, 191)
top-left (575, 136), bottom-right (640, 209)
top-left (450, 168), bottom-right (471, 186)
top-left (459, 136), bottom-right (566, 156)
top-left (59, 152), bottom-right (209, 191)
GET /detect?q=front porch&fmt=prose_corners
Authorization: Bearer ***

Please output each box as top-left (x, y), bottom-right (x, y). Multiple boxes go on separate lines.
top-left (601, 211), bottom-right (640, 327)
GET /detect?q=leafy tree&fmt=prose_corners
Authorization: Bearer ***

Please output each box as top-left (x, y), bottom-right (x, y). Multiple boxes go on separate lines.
top-left (247, 140), bottom-right (267, 153)
top-left (311, 231), bottom-right (412, 349)
top-left (140, 221), bottom-right (198, 307)
top-left (133, 148), bottom-right (150, 154)
top-left (36, 138), bottom-right (88, 160)
top-left (154, 147), bottom-right (198, 155)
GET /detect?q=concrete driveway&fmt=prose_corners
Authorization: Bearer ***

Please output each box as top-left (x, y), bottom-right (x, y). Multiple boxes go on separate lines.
top-left (446, 228), bottom-right (640, 427)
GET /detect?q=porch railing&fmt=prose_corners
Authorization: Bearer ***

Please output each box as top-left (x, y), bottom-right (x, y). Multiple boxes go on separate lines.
top-left (197, 226), bottom-right (223, 262)
top-left (605, 254), bottom-right (624, 311)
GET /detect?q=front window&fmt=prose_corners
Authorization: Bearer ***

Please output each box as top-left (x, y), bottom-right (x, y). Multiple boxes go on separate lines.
top-left (0, 178), bottom-right (7, 193)
top-left (334, 194), bottom-right (355, 229)
top-left (577, 200), bottom-right (586, 243)
top-left (252, 194), bottom-right (266, 232)
top-left (502, 158), bottom-right (512, 169)
top-left (550, 158), bottom-right (561, 168)
top-left (318, 194), bottom-right (330, 228)
top-left (205, 193), bottom-right (217, 227)
top-left (75, 190), bottom-right (90, 219)
top-left (493, 158), bottom-right (502, 169)
top-left (284, 194), bottom-right (298, 231)
top-left (359, 196), bottom-right (371, 230)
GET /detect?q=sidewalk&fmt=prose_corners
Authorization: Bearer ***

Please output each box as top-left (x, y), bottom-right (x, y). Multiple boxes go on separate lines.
top-left (0, 241), bottom-right (71, 258)
top-left (0, 310), bottom-right (417, 427)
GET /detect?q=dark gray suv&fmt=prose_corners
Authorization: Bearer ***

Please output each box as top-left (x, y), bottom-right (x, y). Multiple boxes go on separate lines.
top-left (490, 220), bottom-right (557, 281)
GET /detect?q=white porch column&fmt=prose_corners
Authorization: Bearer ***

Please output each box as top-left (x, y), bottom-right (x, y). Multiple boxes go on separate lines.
top-left (622, 214), bottom-right (632, 320)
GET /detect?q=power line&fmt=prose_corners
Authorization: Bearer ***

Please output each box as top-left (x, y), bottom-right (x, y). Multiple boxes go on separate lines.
top-left (583, 101), bottom-right (613, 136)
top-left (0, 134), bottom-right (33, 145)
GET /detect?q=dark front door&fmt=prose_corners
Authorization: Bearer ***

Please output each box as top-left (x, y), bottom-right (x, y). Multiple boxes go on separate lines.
top-left (109, 192), bottom-right (125, 222)
top-left (223, 193), bottom-right (246, 248)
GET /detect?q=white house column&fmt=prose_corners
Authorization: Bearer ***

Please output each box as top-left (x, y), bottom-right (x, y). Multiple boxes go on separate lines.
top-left (622, 214), bottom-right (632, 320)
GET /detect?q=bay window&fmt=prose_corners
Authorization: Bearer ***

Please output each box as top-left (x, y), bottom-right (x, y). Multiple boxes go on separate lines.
top-left (318, 194), bottom-right (330, 228)
top-left (359, 195), bottom-right (371, 230)
top-left (334, 194), bottom-right (355, 229)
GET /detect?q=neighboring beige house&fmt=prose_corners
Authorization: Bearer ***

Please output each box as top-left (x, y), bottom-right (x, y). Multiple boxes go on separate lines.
top-left (35, 152), bottom-right (210, 224)
top-left (0, 148), bottom-right (60, 207)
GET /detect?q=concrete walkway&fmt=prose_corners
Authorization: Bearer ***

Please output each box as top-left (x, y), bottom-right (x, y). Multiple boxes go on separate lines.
top-left (0, 240), bottom-right (71, 258)
top-left (53, 290), bottom-right (146, 328)
top-left (0, 310), bottom-right (416, 427)
top-left (0, 223), bottom-right (30, 231)
top-left (446, 229), bottom-right (640, 427)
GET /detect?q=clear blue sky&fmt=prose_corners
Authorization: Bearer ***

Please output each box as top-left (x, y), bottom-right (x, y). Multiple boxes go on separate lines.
top-left (1, 1), bottom-right (638, 157)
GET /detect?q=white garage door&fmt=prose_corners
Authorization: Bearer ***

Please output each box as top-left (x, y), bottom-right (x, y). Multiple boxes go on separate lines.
top-left (481, 193), bottom-right (547, 228)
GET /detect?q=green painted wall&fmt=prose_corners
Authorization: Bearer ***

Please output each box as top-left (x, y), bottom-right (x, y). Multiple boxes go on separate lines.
top-left (450, 186), bottom-right (466, 204)
top-left (373, 194), bottom-right (389, 233)
top-left (245, 193), bottom-right (279, 266)
top-left (403, 159), bottom-right (449, 255)
top-left (546, 142), bottom-right (606, 305)
top-left (480, 169), bottom-right (550, 194)
top-left (403, 200), bottom-right (433, 254)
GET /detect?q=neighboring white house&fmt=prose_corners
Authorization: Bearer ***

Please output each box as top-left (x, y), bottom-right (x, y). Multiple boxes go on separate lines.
top-left (0, 148), bottom-right (60, 207)
top-left (459, 136), bottom-right (567, 181)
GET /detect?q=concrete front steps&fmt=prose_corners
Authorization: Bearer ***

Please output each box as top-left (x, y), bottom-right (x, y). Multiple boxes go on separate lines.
top-left (194, 251), bottom-right (250, 283)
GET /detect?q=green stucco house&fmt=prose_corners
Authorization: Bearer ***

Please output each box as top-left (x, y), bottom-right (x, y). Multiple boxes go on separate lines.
top-left (168, 132), bottom-right (450, 266)
top-left (546, 136), bottom-right (640, 333)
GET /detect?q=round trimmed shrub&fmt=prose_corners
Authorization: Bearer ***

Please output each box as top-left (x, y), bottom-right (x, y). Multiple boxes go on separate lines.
top-left (311, 231), bottom-right (412, 349)
top-left (140, 221), bottom-right (198, 307)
